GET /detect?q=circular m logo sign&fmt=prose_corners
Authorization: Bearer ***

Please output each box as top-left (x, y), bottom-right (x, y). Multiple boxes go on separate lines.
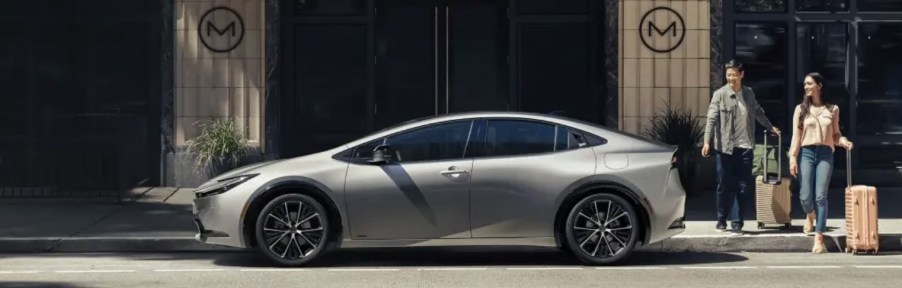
top-left (639, 7), bottom-right (686, 53)
top-left (198, 7), bottom-right (245, 53)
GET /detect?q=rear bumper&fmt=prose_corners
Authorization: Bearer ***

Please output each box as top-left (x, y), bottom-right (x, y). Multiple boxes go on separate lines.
top-left (646, 167), bottom-right (687, 244)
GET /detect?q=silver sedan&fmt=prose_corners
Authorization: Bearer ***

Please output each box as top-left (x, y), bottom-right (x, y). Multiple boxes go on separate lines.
top-left (192, 111), bottom-right (686, 266)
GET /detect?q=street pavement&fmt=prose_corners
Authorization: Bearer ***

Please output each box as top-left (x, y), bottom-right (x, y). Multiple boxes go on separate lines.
top-left (1, 250), bottom-right (901, 287)
top-left (1, 186), bottom-right (901, 254)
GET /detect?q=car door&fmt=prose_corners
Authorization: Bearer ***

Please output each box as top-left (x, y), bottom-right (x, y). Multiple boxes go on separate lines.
top-left (469, 119), bottom-right (598, 238)
top-left (344, 120), bottom-right (475, 240)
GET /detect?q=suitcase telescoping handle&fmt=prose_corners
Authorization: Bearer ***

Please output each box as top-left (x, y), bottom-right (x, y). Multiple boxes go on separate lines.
top-left (847, 149), bottom-right (852, 188)
top-left (762, 129), bottom-right (781, 185)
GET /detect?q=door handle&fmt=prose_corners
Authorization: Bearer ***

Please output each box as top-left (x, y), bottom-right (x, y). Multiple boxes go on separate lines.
top-left (439, 167), bottom-right (469, 176)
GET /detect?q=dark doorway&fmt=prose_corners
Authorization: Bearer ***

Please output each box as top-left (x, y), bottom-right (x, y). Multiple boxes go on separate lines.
top-left (374, 0), bottom-right (509, 129)
top-left (0, 1), bottom-right (161, 198)
top-left (281, 0), bottom-right (603, 157)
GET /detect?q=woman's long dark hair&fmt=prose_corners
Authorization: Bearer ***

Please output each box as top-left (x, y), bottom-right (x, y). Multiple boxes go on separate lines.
top-left (798, 72), bottom-right (832, 129)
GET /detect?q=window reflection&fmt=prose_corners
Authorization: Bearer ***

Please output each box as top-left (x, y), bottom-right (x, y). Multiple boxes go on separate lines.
top-left (797, 0), bottom-right (848, 11)
top-left (735, 0), bottom-right (786, 12)
top-left (735, 23), bottom-right (788, 139)
top-left (858, 23), bottom-right (902, 136)
top-left (859, 0), bottom-right (902, 12)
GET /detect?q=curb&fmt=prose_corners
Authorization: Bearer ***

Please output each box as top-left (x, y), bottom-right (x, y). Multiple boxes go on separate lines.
top-left (1, 235), bottom-right (900, 254)
top-left (0, 237), bottom-right (240, 253)
top-left (639, 234), bottom-right (902, 253)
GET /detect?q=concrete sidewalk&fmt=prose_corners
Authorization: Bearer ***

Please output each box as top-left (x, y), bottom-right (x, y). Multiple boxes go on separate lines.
top-left (1, 187), bottom-right (900, 254)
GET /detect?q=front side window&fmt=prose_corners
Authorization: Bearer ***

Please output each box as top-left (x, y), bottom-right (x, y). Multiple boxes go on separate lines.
top-left (383, 121), bottom-right (473, 163)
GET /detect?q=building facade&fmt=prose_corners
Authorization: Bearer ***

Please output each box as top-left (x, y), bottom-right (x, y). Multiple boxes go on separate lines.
top-left (1, 0), bottom-right (900, 196)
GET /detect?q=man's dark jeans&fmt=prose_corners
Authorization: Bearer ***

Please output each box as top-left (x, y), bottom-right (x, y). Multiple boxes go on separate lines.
top-left (715, 147), bottom-right (754, 229)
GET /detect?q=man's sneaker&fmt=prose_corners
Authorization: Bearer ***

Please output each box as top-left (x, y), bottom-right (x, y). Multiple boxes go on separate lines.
top-left (731, 226), bottom-right (743, 236)
top-left (715, 222), bottom-right (727, 232)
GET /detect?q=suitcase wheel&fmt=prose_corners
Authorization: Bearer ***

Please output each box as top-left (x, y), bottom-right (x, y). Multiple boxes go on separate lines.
top-left (757, 222), bottom-right (764, 229)
top-left (784, 223), bottom-right (791, 229)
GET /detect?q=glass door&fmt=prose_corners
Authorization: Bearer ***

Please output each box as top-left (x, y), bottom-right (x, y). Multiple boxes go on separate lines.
top-left (374, 0), bottom-right (508, 129)
top-left (795, 22), bottom-right (850, 169)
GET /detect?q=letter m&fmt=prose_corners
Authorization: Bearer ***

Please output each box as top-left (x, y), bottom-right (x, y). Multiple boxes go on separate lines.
top-left (206, 21), bottom-right (236, 37)
top-left (647, 21), bottom-right (677, 37)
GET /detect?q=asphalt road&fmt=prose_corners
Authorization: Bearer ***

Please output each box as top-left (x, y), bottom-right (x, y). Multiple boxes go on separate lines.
top-left (1, 248), bottom-right (901, 288)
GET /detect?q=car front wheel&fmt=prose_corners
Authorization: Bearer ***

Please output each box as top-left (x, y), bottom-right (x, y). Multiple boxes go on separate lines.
top-left (255, 193), bottom-right (329, 266)
top-left (564, 193), bottom-right (640, 265)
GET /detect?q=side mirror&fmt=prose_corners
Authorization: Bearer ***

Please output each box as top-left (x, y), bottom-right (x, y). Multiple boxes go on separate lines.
top-left (367, 144), bottom-right (393, 164)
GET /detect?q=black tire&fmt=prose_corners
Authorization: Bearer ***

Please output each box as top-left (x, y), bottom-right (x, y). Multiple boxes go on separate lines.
top-left (564, 193), bottom-right (640, 265)
top-left (255, 193), bottom-right (330, 266)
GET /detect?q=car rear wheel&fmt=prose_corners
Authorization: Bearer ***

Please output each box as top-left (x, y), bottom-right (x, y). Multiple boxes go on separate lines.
top-left (255, 193), bottom-right (330, 266)
top-left (564, 193), bottom-right (640, 265)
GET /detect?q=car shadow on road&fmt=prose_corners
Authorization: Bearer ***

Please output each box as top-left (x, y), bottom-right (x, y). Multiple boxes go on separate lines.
top-left (0, 282), bottom-right (88, 288)
top-left (210, 246), bottom-right (749, 268)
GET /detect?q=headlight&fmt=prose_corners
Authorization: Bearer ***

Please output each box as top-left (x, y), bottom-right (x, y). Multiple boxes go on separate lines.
top-left (194, 174), bottom-right (259, 198)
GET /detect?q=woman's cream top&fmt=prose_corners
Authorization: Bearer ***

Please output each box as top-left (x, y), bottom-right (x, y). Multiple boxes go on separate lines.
top-left (788, 104), bottom-right (847, 164)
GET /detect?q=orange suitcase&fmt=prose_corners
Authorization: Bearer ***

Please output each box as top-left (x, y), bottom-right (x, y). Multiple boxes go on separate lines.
top-left (844, 150), bottom-right (879, 255)
top-left (756, 131), bottom-right (792, 229)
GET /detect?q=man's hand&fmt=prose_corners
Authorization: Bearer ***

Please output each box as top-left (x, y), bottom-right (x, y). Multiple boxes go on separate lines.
top-left (790, 161), bottom-right (798, 177)
top-left (771, 127), bottom-right (781, 136)
top-left (702, 143), bottom-right (710, 158)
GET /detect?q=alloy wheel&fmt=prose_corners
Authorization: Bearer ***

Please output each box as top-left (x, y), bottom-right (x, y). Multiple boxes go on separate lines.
top-left (256, 194), bottom-right (329, 266)
top-left (565, 193), bottom-right (639, 265)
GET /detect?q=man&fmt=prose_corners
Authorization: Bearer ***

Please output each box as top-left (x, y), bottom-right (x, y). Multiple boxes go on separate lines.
top-left (702, 60), bottom-right (781, 236)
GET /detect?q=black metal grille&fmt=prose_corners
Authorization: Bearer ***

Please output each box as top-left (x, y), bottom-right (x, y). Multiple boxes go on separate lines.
top-left (0, 114), bottom-right (150, 200)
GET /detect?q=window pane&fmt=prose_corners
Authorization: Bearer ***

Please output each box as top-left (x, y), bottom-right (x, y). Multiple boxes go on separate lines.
top-left (859, 0), bottom-right (902, 12)
top-left (294, 24), bottom-right (368, 132)
top-left (485, 120), bottom-right (556, 157)
top-left (734, 23), bottom-right (788, 139)
top-left (859, 146), bottom-right (902, 169)
top-left (386, 121), bottom-right (472, 162)
top-left (735, 0), bottom-right (787, 12)
top-left (517, 0), bottom-right (587, 15)
top-left (518, 24), bottom-right (596, 123)
top-left (554, 127), bottom-right (581, 151)
top-left (352, 138), bottom-right (385, 159)
top-left (295, 0), bottom-right (366, 15)
top-left (858, 23), bottom-right (902, 136)
top-left (796, 0), bottom-right (848, 11)
top-left (796, 22), bottom-right (849, 168)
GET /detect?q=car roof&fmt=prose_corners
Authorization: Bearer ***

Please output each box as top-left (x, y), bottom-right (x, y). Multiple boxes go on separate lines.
top-left (339, 111), bottom-right (662, 149)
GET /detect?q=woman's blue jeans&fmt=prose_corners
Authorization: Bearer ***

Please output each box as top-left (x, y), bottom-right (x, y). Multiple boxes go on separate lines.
top-left (799, 145), bottom-right (833, 233)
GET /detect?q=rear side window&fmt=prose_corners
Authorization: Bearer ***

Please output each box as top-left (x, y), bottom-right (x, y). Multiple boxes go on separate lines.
top-left (485, 120), bottom-right (556, 157)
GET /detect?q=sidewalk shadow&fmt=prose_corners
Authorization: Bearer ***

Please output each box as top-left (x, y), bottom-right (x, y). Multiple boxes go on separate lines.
top-left (743, 225), bottom-right (841, 235)
top-left (684, 186), bottom-right (902, 222)
top-left (210, 247), bottom-right (748, 268)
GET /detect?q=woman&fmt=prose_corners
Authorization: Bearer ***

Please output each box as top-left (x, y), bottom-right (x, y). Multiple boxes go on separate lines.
top-left (788, 72), bottom-right (854, 254)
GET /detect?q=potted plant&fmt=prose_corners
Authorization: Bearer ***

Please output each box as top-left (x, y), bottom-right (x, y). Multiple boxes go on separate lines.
top-left (186, 118), bottom-right (248, 178)
top-left (642, 101), bottom-right (704, 194)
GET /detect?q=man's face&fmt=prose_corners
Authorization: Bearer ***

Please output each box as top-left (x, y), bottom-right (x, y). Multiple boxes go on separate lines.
top-left (726, 68), bottom-right (744, 89)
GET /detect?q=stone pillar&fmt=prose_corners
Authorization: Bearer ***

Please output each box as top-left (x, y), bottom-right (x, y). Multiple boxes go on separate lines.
top-left (171, 0), bottom-right (265, 186)
top-left (619, 0), bottom-right (711, 136)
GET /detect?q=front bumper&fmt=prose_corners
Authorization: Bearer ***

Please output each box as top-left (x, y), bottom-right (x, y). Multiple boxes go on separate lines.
top-left (192, 192), bottom-right (246, 248)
